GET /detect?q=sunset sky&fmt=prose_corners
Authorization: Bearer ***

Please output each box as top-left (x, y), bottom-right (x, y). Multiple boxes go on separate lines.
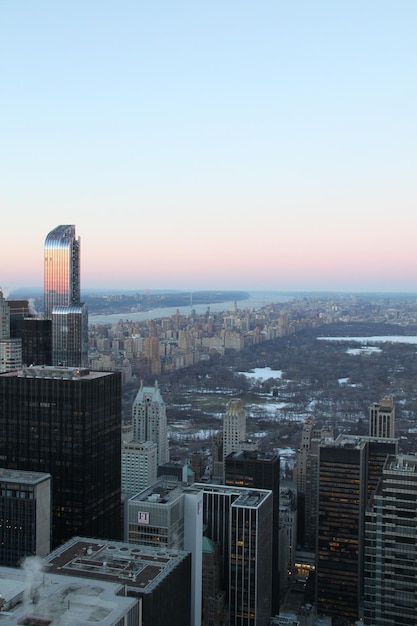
top-left (1, 1), bottom-right (416, 293)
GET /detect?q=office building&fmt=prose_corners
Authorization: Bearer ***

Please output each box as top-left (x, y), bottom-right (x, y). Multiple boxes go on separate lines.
top-left (12, 318), bottom-right (52, 366)
top-left (223, 399), bottom-right (247, 461)
top-left (44, 225), bottom-right (88, 368)
top-left (44, 537), bottom-right (191, 626)
top-left (279, 481), bottom-right (297, 594)
top-left (316, 436), bottom-right (368, 622)
top-left (197, 483), bottom-right (273, 626)
top-left (202, 536), bottom-right (227, 626)
top-left (0, 289), bottom-right (10, 338)
top-left (364, 454), bottom-right (417, 625)
top-left (52, 303), bottom-right (88, 368)
top-left (293, 419), bottom-right (333, 548)
top-left (0, 365), bottom-right (122, 547)
top-left (0, 468), bottom-right (51, 566)
top-left (44, 225), bottom-right (80, 318)
top-left (132, 380), bottom-right (169, 465)
top-left (225, 449), bottom-right (281, 615)
top-left (230, 490), bottom-right (273, 626)
top-left (369, 395), bottom-right (395, 438)
top-left (0, 338), bottom-right (22, 373)
top-left (121, 440), bottom-right (158, 495)
top-left (0, 290), bottom-right (22, 374)
top-left (126, 480), bottom-right (202, 626)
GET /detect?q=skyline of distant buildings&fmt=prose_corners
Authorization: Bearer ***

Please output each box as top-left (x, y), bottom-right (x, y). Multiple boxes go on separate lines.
top-left (1, 225), bottom-right (417, 624)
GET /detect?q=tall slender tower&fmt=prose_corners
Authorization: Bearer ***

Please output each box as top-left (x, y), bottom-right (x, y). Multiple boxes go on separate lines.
top-left (44, 225), bottom-right (88, 367)
top-left (223, 399), bottom-right (247, 461)
top-left (132, 381), bottom-right (169, 466)
top-left (44, 225), bottom-right (80, 318)
top-left (369, 395), bottom-right (395, 438)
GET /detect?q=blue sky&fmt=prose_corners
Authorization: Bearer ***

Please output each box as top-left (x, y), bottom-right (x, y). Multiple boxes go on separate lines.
top-left (1, 1), bottom-right (416, 292)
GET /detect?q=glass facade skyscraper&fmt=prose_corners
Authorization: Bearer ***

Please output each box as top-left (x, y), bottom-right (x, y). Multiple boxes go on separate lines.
top-left (44, 225), bottom-right (80, 318)
top-left (0, 366), bottom-right (122, 547)
top-left (44, 225), bottom-right (88, 367)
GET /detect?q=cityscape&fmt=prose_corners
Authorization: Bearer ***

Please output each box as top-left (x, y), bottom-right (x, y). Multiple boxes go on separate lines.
top-left (1, 2), bottom-right (416, 624)
top-left (0, 225), bottom-right (417, 625)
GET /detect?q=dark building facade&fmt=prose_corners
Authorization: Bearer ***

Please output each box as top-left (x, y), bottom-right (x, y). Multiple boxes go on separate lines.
top-left (225, 450), bottom-right (280, 615)
top-left (0, 468), bottom-right (51, 566)
top-left (316, 438), bottom-right (367, 621)
top-left (12, 318), bottom-right (52, 366)
top-left (198, 483), bottom-right (273, 626)
top-left (0, 365), bottom-right (121, 547)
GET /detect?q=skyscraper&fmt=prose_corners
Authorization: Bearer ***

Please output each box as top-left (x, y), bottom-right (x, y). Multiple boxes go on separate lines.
top-left (0, 365), bottom-right (122, 546)
top-left (225, 450), bottom-right (281, 615)
top-left (44, 225), bottom-right (88, 368)
top-left (293, 419), bottom-right (333, 548)
top-left (132, 381), bottom-right (169, 466)
top-left (198, 483), bottom-right (273, 626)
top-left (364, 454), bottom-right (417, 625)
top-left (223, 399), bottom-right (247, 462)
top-left (316, 436), bottom-right (367, 621)
top-left (44, 225), bottom-right (80, 318)
top-left (0, 289), bottom-right (10, 339)
top-left (369, 395), bottom-right (395, 438)
top-left (0, 289), bottom-right (22, 373)
top-left (0, 468), bottom-right (51, 566)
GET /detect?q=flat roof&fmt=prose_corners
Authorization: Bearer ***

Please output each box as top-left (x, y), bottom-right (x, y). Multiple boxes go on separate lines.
top-left (0, 366), bottom-right (116, 380)
top-left (0, 468), bottom-right (51, 485)
top-left (0, 564), bottom-right (138, 625)
top-left (45, 537), bottom-right (190, 594)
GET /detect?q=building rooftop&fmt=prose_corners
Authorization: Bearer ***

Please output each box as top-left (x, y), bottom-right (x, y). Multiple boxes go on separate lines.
top-left (3, 366), bottom-right (115, 380)
top-left (0, 468), bottom-right (51, 485)
top-left (44, 537), bottom-right (189, 595)
top-left (0, 562), bottom-right (138, 625)
top-left (129, 479), bottom-right (188, 506)
top-left (226, 449), bottom-right (279, 462)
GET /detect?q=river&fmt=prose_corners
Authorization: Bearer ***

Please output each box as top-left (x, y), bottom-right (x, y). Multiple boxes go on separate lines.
top-left (89, 293), bottom-right (293, 325)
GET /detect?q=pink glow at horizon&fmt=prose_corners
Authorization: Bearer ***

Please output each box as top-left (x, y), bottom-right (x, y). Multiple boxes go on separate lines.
top-left (0, 3), bottom-right (416, 294)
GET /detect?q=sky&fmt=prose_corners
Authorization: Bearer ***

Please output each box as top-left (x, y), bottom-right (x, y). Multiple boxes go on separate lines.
top-left (0, 1), bottom-right (416, 294)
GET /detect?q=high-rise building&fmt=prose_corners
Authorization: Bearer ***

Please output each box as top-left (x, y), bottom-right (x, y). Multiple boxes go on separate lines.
top-left (225, 450), bottom-right (281, 615)
top-left (223, 399), bottom-right (247, 462)
top-left (121, 440), bottom-right (158, 495)
top-left (132, 381), bottom-right (169, 466)
top-left (0, 289), bottom-right (10, 339)
top-left (229, 490), bottom-right (273, 626)
top-left (0, 365), bottom-right (122, 547)
top-left (52, 303), bottom-right (89, 367)
top-left (12, 318), bottom-right (52, 366)
top-left (197, 483), bottom-right (273, 626)
top-left (364, 454), bottom-right (417, 625)
top-left (369, 395), bottom-right (395, 438)
top-left (316, 436), bottom-right (368, 622)
top-left (278, 481), bottom-right (297, 596)
top-left (0, 289), bottom-right (22, 373)
top-left (0, 468), bottom-right (51, 566)
top-left (293, 419), bottom-right (333, 548)
top-left (44, 225), bottom-right (80, 318)
top-left (0, 338), bottom-right (22, 373)
top-left (126, 480), bottom-right (203, 626)
top-left (44, 225), bottom-right (88, 368)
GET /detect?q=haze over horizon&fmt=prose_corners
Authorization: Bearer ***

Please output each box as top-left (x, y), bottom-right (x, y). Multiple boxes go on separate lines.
top-left (1, 2), bottom-right (416, 294)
